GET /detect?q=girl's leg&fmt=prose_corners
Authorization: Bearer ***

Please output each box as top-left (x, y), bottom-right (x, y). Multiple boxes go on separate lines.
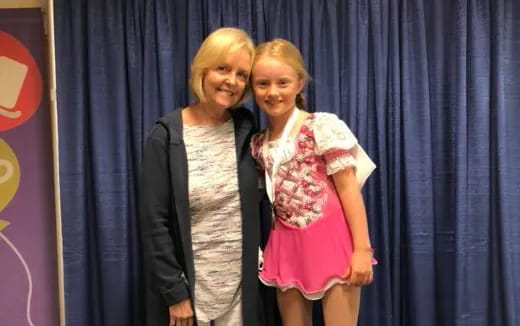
top-left (322, 284), bottom-right (361, 326)
top-left (276, 288), bottom-right (312, 326)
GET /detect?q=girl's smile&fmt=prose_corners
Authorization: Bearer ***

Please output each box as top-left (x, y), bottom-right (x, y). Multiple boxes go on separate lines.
top-left (251, 57), bottom-right (304, 118)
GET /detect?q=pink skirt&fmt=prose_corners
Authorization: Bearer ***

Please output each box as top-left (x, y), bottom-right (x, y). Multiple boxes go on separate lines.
top-left (259, 211), bottom-right (367, 300)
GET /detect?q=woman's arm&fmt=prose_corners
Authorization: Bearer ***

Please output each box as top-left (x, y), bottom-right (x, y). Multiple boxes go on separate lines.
top-left (140, 125), bottom-right (191, 305)
top-left (332, 166), bottom-right (374, 286)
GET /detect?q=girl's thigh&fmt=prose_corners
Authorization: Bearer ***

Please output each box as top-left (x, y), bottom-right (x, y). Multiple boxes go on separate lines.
top-left (276, 288), bottom-right (312, 326)
top-left (322, 284), bottom-right (361, 326)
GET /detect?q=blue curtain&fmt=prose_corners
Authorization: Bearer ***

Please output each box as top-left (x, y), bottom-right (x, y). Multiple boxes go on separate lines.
top-left (54, 1), bottom-right (520, 325)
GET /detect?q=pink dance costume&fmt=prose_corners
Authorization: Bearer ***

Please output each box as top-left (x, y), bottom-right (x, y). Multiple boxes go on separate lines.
top-left (251, 112), bottom-right (376, 300)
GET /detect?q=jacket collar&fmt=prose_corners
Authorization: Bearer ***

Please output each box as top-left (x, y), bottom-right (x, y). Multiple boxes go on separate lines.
top-left (160, 107), bottom-right (253, 147)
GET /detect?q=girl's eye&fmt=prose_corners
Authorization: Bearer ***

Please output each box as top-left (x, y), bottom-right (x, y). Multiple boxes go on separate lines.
top-left (216, 66), bottom-right (227, 72)
top-left (238, 72), bottom-right (248, 79)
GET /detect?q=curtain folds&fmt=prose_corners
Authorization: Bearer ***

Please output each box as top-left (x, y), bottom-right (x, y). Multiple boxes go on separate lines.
top-left (54, 1), bottom-right (520, 325)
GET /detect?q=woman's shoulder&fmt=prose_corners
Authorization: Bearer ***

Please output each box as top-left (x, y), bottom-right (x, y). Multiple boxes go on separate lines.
top-left (157, 107), bottom-right (182, 125)
top-left (231, 107), bottom-right (260, 136)
top-left (231, 106), bottom-right (255, 122)
top-left (148, 108), bottom-right (183, 142)
top-left (146, 121), bottom-right (169, 142)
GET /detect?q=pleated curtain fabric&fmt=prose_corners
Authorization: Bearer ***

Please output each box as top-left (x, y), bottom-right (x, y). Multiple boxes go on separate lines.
top-left (53, 1), bottom-right (520, 325)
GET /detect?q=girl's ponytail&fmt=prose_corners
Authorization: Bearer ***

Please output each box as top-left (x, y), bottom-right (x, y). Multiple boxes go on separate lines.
top-left (296, 92), bottom-right (306, 111)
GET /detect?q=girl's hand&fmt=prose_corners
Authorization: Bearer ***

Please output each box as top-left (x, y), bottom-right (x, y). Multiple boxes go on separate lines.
top-left (169, 299), bottom-right (194, 326)
top-left (343, 249), bottom-right (374, 286)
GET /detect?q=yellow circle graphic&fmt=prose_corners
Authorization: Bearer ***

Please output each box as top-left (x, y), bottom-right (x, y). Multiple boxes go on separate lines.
top-left (0, 138), bottom-right (20, 212)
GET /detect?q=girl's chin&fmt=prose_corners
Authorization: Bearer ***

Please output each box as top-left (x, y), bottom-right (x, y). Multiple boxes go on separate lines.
top-left (261, 106), bottom-right (292, 116)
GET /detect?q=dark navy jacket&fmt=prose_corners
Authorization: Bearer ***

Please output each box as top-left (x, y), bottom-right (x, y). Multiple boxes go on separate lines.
top-left (139, 107), bottom-right (263, 325)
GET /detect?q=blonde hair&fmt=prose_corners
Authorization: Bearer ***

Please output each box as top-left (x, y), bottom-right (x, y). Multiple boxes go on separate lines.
top-left (253, 38), bottom-right (310, 110)
top-left (189, 27), bottom-right (255, 108)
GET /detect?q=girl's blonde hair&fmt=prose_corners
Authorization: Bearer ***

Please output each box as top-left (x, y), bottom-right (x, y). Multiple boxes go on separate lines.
top-left (253, 39), bottom-right (310, 110)
top-left (189, 27), bottom-right (255, 108)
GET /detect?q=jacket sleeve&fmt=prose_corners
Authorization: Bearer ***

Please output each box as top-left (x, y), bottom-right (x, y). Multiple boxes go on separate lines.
top-left (139, 124), bottom-right (190, 306)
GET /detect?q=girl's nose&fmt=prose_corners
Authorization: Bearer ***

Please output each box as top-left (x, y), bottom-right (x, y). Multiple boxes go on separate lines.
top-left (267, 85), bottom-right (279, 97)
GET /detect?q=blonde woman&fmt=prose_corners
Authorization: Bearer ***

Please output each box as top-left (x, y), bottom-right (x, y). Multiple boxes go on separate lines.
top-left (140, 28), bottom-right (263, 326)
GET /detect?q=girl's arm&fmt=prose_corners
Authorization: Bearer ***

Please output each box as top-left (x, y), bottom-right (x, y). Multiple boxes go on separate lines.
top-left (332, 166), bottom-right (374, 286)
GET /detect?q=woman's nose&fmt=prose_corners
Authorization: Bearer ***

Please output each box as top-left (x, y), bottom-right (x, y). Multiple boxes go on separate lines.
top-left (225, 74), bottom-right (237, 86)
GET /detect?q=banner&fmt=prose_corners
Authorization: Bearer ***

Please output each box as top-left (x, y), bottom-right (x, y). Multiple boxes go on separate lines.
top-left (0, 9), bottom-right (59, 326)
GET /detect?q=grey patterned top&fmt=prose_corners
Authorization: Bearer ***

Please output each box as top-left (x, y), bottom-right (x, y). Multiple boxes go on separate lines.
top-left (183, 119), bottom-right (243, 322)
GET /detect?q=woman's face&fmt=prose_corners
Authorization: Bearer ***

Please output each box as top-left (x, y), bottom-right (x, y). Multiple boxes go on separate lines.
top-left (251, 56), bottom-right (303, 119)
top-left (202, 48), bottom-right (251, 109)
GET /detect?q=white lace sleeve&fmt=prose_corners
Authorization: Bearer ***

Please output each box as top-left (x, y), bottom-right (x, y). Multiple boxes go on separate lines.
top-left (313, 112), bottom-right (358, 174)
top-left (313, 112), bottom-right (358, 155)
top-left (313, 112), bottom-right (376, 187)
top-left (326, 155), bottom-right (358, 175)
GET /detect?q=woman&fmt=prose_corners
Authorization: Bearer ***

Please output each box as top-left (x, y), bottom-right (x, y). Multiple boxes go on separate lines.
top-left (140, 27), bottom-right (262, 326)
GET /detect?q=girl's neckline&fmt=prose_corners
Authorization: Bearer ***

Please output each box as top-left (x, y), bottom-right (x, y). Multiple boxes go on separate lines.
top-left (266, 113), bottom-right (313, 144)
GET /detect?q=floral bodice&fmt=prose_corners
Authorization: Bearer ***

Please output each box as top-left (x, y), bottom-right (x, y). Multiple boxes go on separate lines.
top-left (251, 112), bottom-right (360, 228)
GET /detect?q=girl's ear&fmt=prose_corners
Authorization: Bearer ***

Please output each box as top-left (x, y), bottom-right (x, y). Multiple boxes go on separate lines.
top-left (297, 75), bottom-right (305, 92)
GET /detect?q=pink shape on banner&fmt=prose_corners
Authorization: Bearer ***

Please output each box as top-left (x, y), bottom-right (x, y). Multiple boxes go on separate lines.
top-left (0, 30), bottom-right (43, 131)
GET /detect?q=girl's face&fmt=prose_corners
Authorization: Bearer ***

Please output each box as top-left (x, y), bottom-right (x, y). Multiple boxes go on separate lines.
top-left (251, 56), bottom-right (303, 119)
top-left (202, 48), bottom-right (251, 110)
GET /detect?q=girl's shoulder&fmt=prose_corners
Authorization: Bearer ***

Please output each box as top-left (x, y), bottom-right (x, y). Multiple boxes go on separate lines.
top-left (304, 112), bottom-right (352, 136)
top-left (294, 112), bottom-right (347, 139)
top-left (309, 111), bottom-right (344, 126)
top-left (251, 129), bottom-right (267, 145)
top-left (307, 112), bottom-right (358, 153)
top-left (250, 130), bottom-right (267, 162)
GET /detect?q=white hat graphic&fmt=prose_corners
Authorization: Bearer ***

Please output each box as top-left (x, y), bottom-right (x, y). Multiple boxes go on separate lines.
top-left (0, 56), bottom-right (27, 118)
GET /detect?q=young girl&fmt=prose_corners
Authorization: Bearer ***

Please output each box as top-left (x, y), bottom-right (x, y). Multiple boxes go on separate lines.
top-left (250, 39), bottom-right (376, 326)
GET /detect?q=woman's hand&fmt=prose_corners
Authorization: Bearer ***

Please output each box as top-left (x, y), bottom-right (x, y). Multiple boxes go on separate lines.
top-left (169, 299), bottom-right (194, 326)
top-left (344, 249), bottom-right (374, 286)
